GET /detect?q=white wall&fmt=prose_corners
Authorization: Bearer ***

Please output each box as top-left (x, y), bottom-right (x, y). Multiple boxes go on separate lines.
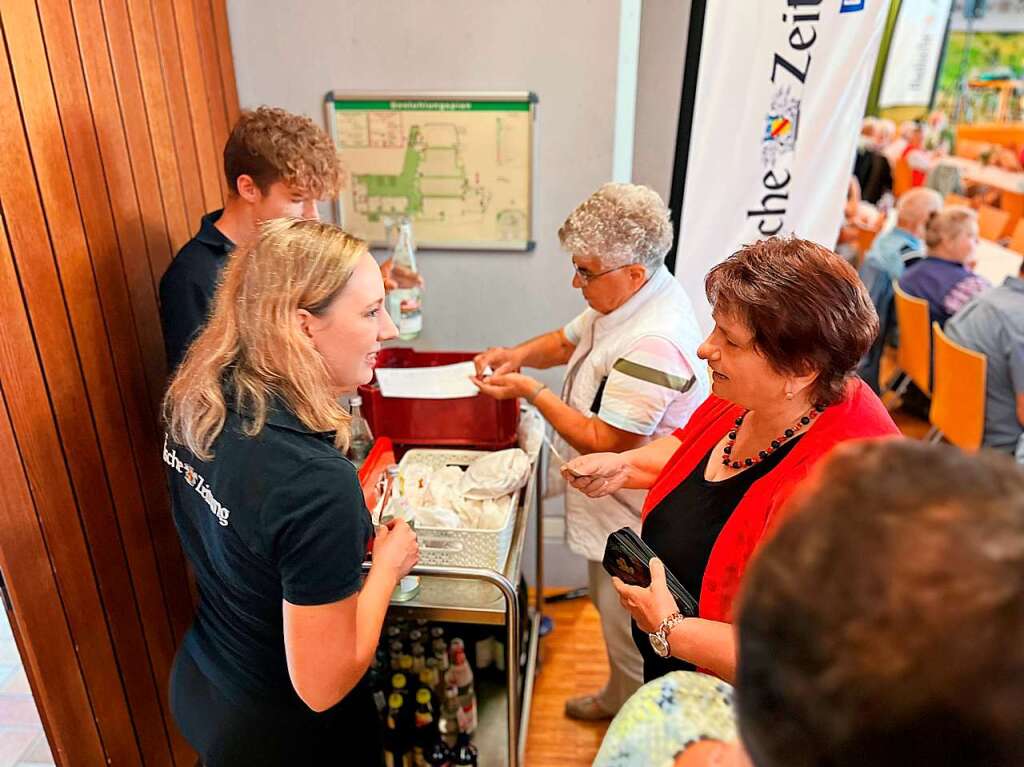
top-left (226, 0), bottom-right (626, 374)
top-left (633, 0), bottom-right (691, 201)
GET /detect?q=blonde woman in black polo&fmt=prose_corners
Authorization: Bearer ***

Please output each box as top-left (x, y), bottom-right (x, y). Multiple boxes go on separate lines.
top-left (163, 218), bottom-right (417, 765)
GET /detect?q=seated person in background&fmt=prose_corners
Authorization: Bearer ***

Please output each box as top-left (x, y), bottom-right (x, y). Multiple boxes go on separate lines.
top-left (876, 117), bottom-right (896, 151)
top-left (595, 439), bottom-right (1024, 767)
top-left (994, 145), bottom-right (1023, 172)
top-left (882, 119), bottom-right (913, 166)
top-left (835, 176), bottom-right (865, 263)
top-left (946, 260), bottom-right (1024, 454)
top-left (472, 183), bottom-right (709, 721)
top-left (899, 205), bottom-right (990, 328)
top-left (853, 118), bottom-right (893, 205)
top-left (857, 188), bottom-right (942, 392)
top-left (923, 109), bottom-right (953, 154)
top-left (900, 122), bottom-right (931, 188)
top-left (564, 237), bottom-right (898, 685)
top-left (862, 187), bottom-right (941, 281)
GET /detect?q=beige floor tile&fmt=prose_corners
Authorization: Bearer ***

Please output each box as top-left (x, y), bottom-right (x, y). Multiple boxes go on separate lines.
top-left (0, 673), bottom-right (29, 698)
top-left (0, 729), bottom-right (37, 767)
top-left (17, 733), bottom-right (52, 765)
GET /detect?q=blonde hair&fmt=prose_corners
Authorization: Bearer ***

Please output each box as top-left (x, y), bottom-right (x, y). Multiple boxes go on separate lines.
top-left (163, 218), bottom-right (367, 460)
top-left (926, 205), bottom-right (977, 250)
top-left (558, 183), bottom-right (673, 270)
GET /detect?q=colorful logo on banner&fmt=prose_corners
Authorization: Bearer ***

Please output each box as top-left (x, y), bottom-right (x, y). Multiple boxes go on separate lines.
top-left (762, 88), bottom-right (802, 169)
top-left (674, 0), bottom-right (888, 331)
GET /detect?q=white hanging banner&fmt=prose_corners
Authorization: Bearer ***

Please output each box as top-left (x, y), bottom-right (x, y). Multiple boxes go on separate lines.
top-left (878, 0), bottom-right (954, 108)
top-left (675, 0), bottom-right (891, 331)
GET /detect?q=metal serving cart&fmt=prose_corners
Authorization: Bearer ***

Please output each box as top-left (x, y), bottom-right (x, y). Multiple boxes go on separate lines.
top-left (363, 457), bottom-right (544, 767)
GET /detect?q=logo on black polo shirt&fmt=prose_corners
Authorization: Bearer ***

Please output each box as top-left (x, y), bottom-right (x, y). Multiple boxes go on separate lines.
top-left (163, 434), bottom-right (232, 527)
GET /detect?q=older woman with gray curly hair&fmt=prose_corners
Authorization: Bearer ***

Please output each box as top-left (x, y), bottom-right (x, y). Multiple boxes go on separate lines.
top-left (472, 183), bottom-right (708, 721)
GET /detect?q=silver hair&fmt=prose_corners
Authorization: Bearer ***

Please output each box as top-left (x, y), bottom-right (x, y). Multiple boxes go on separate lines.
top-left (558, 183), bottom-right (673, 271)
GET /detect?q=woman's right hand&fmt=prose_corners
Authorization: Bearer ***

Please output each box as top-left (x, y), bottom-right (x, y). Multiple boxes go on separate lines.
top-left (561, 452), bottom-right (630, 498)
top-left (373, 519), bottom-right (419, 582)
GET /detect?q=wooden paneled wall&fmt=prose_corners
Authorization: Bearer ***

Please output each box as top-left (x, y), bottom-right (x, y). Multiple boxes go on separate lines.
top-left (0, 2), bottom-right (239, 764)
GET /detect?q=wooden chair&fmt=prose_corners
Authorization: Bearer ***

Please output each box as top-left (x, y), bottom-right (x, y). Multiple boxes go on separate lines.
top-left (882, 282), bottom-right (933, 402)
top-left (892, 157), bottom-right (913, 198)
top-left (929, 322), bottom-right (987, 450)
top-left (944, 193), bottom-right (972, 208)
top-left (855, 218), bottom-right (884, 259)
top-left (978, 204), bottom-right (1011, 241)
top-left (1008, 218), bottom-right (1024, 255)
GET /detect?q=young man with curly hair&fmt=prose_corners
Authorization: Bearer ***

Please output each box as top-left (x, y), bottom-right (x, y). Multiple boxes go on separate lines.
top-left (159, 106), bottom-right (419, 372)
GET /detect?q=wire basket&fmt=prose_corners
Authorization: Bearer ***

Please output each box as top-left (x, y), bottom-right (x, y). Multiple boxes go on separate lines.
top-left (397, 448), bottom-right (520, 571)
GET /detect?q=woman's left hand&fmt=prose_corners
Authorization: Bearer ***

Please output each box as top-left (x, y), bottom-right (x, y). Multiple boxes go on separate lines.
top-left (612, 557), bottom-right (680, 634)
top-left (470, 372), bottom-right (538, 401)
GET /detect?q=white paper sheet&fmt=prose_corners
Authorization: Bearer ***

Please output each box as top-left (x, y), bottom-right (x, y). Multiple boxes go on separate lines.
top-left (375, 361), bottom-right (480, 399)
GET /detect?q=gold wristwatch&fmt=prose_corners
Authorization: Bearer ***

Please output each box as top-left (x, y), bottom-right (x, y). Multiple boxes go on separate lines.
top-left (649, 612), bottom-right (685, 658)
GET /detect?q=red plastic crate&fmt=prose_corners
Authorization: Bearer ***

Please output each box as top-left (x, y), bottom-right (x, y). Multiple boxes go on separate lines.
top-left (357, 348), bottom-right (519, 450)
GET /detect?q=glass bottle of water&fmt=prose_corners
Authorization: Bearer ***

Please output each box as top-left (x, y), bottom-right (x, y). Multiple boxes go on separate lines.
top-left (380, 465), bottom-right (420, 602)
top-left (347, 395), bottom-right (373, 467)
top-left (387, 218), bottom-right (423, 340)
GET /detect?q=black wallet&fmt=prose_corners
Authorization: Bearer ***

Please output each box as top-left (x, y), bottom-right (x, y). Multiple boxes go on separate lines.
top-left (602, 527), bottom-right (698, 617)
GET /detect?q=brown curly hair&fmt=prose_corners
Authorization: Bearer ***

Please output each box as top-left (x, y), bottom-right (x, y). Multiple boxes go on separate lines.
top-left (223, 106), bottom-right (341, 200)
top-left (705, 236), bottom-right (878, 407)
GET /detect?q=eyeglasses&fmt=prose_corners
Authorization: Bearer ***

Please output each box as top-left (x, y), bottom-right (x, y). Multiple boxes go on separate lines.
top-left (573, 263), bottom-right (630, 286)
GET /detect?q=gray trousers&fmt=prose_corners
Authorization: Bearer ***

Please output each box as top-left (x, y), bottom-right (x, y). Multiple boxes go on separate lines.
top-left (587, 559), bottom-right (645, 712)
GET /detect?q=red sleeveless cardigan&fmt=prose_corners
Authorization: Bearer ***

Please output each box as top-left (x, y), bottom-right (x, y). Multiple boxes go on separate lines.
top-left (641, 378), bottom-right (900, 624)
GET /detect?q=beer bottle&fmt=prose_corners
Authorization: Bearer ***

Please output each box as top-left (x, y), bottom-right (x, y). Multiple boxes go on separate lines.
top-left (449, 642), bottom-right (477, 734)
top-left (412, 688), bottom-right (436, 767)
top-left (346, 395), bottom-right (374, 467)
top-left (411, 642), bottom-right (427, 674)
top-left (384, 693), bottom-right (412, 767)
top-left (452, 733), bottom-right (479, 767)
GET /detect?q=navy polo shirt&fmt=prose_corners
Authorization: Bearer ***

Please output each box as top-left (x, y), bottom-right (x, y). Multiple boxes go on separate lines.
top-left (159, 210), bottom-right (235, 371)
top-left (164, 398), bottom-right (373, 709)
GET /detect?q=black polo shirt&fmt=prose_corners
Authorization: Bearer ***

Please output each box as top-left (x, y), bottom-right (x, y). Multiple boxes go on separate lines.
top-left (164, 398), bottom-right (373, 710)
top-left (159, 210), bottom-right (235, 371)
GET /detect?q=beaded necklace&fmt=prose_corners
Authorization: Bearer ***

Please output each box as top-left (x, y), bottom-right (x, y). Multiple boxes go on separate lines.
top-left (721, 404), bottom-right (826, 470)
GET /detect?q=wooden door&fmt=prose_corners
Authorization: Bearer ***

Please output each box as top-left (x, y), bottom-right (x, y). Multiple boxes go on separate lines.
top-left (0, 2), bottom-right (239, 764)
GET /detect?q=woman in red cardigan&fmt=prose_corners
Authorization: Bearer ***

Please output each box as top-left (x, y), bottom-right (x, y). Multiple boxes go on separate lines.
top-left (563, 236), bottom-right (900, 683)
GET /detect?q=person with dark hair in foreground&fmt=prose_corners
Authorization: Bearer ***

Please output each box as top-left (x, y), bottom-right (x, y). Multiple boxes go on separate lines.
top-left (736, 439), bottom-right (1024, 767)
top-left (565, 236), bottom-right (898, 684)
top-left (595, 440), bottom-right (1024, 766)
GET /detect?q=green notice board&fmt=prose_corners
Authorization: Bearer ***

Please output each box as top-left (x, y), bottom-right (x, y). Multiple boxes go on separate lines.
top-left (324, 91), bottom-right (536, 251)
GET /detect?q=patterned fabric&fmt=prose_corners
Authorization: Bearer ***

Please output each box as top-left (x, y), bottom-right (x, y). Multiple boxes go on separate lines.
top-left (593, 671), bottom-right (736, 767)
top-left (899, 256), bottom-right (992, 328)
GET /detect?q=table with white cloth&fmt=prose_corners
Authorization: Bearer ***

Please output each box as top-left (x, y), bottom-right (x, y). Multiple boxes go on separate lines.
top-left (935, 156), bottom-right (1024, 223)
top-left (974, 238), bottom-right (1023, 287)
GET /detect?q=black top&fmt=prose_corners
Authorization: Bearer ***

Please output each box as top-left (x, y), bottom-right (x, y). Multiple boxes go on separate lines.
top-left (633, 436), bottom-right (801, 681)
top-left (159, 210), bottom-right (234, 372)
top-left (163, 397), bottom-right (373, 711)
